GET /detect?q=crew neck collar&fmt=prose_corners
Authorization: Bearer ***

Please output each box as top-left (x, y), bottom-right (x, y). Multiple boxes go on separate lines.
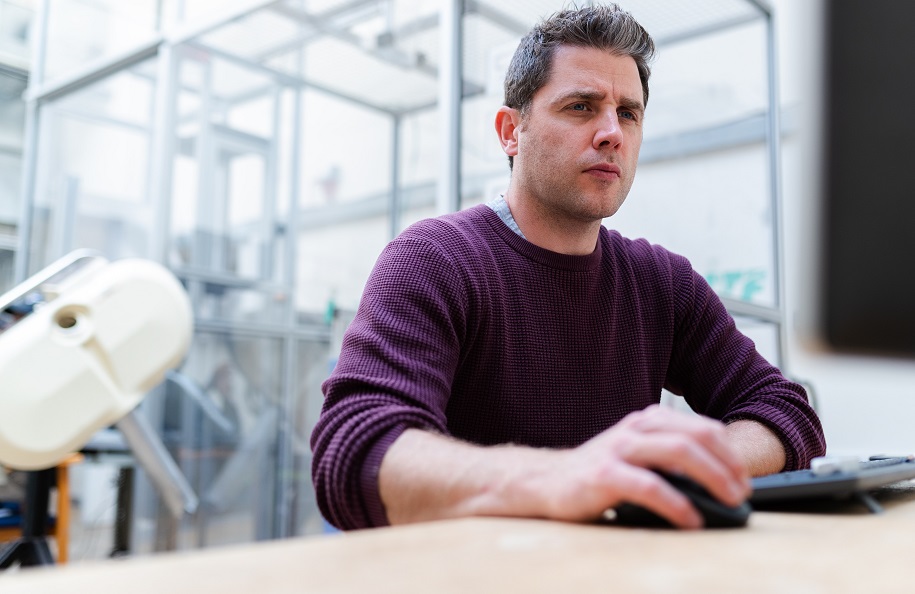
top-left (478, 205), bottom-right (603, 272)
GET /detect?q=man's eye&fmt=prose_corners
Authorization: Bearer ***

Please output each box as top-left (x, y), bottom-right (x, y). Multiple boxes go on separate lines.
top-left (619, 110), bottom-right (637, 121)
top-left (569, 103), bottom-right (589, 111)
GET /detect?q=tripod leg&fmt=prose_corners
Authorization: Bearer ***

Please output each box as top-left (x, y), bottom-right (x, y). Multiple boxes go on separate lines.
top-left (0, 538), bottom-right (54, 568)
top-left (0, 469), bottom-right (58, 569)
top-left (27, 537), bottom-right (55, 565)
top-left (111, 466), bottom-right (134, 557)
top-left (0, 541), bottom-right (25, 569)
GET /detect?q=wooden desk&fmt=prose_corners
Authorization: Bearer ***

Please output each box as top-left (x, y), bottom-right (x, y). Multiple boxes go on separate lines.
top-left (4, 483), bottom-right (915, 593)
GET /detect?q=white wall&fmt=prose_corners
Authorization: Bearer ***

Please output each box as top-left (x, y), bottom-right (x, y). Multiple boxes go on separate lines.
top-left (774, 0), bottom-right (915, 456)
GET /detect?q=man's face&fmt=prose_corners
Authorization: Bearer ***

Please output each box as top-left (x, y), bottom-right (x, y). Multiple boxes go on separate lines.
top-left (509, 45), bottom-right (644, 223)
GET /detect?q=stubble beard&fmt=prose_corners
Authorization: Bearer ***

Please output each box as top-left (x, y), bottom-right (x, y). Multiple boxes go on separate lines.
top-left (523, 165), bottom-right (634, 225)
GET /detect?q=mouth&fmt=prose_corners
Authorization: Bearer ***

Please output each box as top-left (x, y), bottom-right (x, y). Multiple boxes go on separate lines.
top-left (583, 163), bottom-right (621, 180)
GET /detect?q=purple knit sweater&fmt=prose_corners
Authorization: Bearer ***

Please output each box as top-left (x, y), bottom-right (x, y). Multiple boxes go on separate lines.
top-left (311, 205), bottom-right (826, 530)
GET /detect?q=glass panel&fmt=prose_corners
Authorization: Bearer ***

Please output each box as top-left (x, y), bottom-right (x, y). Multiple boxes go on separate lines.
top-left (0, 67), bottom-right (27, 250)
top-left (297, 215), bottom-right (389, 315)
top-left (132, 331), bottom-right (284, 551)
top-left (645, 21), bottom-right (768, 141)
top-left (188, 282), bottom-right (290, 327)
top-left (397, 108), bottom-right (437, 231)
top-left (43, 0), bottom-right (159, 83)
top-left (296, 88), bottom-right (393, 317)
top-left (197, 9), bottom-right (302, 60)
top-left (471, 0), bottom-right (758, 44)
top-left (290, 335), bottom-right (332, 536)
top-left (183, 143), bottom-right (268, 277)
top-left (0, 1), bottom-right (35, 69)
top-left (625, 0), bottom-right (758, 43)
top-left (176, 0), bottom-right (262, 26)
top-left (299, 37), bottom-right (437, 113)
top-left (0, 69), bottom-right (27, 151)
top-left (460, 94), bottom-right (509, 209)
top-left (28, 63), bottom-right (156, 272)
top-left (459, 7), bottom-right (520, 213)
top-left (0, 151), bottom-right (20, 226)
top-left (169, 152), bottom-right (200, 267)
top-left (299, 90), bottom-right (392, 208)
top-left (168, 49), bottom-right (284, 282)
top-left (0, 247), bottom-right (14, 291)
top-left (244, 0), bottom-right (442, 114)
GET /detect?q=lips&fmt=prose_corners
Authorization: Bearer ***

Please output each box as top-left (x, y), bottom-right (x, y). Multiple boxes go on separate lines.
top-left (583, 162), bottom-right (621, 180)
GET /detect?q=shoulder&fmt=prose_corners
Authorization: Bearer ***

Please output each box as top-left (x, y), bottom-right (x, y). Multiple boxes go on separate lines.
top-left (388, 205), bottom-right (506, 268)
top-left (599, 229), bottom-right (711, 318)
top-left (399, 205), bottom-right (496, 247)
top-left (600, 228), bottom-right (693, 278)
top-left (607, 231), bottom-right (726, 326)
top-left (369, 206), bottom-right (500, 289)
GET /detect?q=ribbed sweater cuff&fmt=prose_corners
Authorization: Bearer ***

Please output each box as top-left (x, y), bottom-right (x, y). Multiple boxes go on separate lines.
top-left (360, 423), bottom-right (409, 528)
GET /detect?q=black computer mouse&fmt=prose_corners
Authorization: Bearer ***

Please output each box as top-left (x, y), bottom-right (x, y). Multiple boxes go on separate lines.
top-left (608, 471), bottom-right (751, 529)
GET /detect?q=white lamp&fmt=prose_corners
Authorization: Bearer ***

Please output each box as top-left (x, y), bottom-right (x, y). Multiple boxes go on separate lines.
top-left (0, 250), bottom-right (193, 472)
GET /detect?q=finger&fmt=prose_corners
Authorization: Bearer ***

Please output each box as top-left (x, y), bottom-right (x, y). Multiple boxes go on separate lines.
top-left (619, 431), bottom-right (750, 507)
top-left (607, 465), bottom-right (703, 529)
top-left (620, 407), bottom-right (750, 490)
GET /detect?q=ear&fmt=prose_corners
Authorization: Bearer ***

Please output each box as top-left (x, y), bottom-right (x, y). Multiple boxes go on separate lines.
top-left (495, 106), bottom-right (521, 158)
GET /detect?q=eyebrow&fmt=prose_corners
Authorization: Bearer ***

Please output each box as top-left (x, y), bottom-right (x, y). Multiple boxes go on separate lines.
top-left (551, 89), bottom-right (645, 117)
top-left (617, 97), bottom-right (645, 117)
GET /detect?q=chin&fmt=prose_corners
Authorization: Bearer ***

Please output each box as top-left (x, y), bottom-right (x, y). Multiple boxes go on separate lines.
top-left (586, 201), bottom-right (625, 221)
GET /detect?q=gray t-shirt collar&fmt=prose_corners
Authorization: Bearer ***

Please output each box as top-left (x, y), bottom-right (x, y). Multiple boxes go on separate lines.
top-left (485, 195), bottom-right (526, 239)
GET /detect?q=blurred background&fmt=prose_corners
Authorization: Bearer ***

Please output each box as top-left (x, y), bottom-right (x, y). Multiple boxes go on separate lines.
top-left (0, 0), bottom-right (912, 563)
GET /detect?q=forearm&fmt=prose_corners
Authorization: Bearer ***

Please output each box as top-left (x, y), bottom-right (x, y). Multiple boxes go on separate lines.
top-left (725, 419), bottom-right (787, 476)
top-left (379, 407), bottom-right (752, 529)
top-left (378, 428), bottom-right (562, 524)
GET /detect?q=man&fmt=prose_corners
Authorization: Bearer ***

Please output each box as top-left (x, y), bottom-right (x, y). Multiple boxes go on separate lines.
top-left (311, 4), bottom-right (825, 531)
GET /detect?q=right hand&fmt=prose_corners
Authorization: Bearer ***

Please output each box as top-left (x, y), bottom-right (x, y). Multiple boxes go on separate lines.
top-left (534, 405), bottom-right (751, 528)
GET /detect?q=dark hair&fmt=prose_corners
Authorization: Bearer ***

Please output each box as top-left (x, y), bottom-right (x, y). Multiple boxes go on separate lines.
top-left (503, 4), bottom-right (656, 169)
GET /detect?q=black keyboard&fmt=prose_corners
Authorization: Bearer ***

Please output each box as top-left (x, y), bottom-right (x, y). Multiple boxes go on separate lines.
top-left (750, 456), bottom-right (915, 505)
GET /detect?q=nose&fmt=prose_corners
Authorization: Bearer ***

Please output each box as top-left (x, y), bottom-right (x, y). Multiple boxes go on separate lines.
top-left (593, 111), bottom-right (623, 150)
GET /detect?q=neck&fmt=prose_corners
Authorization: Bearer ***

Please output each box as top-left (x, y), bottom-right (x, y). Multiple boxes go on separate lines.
top-left (503, 189), bottom-right (602, 256)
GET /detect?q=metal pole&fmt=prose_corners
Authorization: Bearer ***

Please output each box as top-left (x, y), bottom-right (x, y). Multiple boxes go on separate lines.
top-left (262, 89), bottom-right (282, 281)
top-left (437, 0), bottom-right (462, 214)
top-left (389, 114), bottom-right (402, 238)
top-left (276, 53), bottom-right (305, 540)
top-left (148, 43), bottom-right (178, 264)
top-left (13, 0), bottom-right (51, 282)
top-left (762, 11), bottom-right (789, 367)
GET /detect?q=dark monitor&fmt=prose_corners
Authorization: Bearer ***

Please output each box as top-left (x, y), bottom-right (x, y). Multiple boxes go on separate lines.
top-left (818, 0), bottom-right (915, 358)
